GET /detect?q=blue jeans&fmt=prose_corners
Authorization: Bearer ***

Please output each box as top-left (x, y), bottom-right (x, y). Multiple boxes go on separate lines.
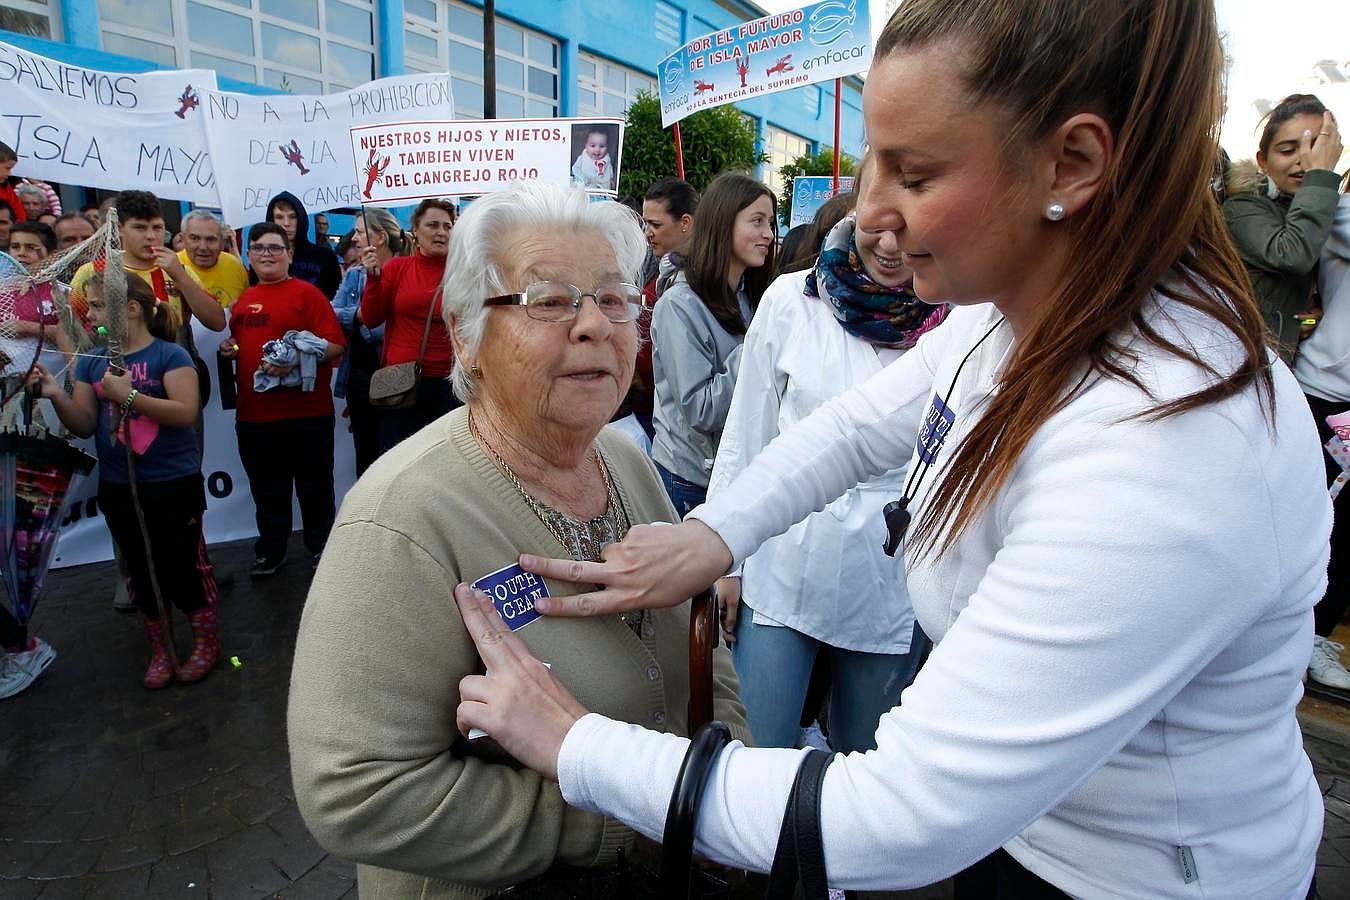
top-left (654, 461), bottom-right (706, 519)
top-left (732, 606), bottom-right (923, 752)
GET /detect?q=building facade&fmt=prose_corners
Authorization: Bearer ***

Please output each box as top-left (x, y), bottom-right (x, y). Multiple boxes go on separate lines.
top-left (0, 0), bottom-right (866, 203)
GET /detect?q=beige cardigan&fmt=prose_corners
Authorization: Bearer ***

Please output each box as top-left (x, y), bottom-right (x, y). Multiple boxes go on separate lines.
top-left (288, 407), bottom-right (748, 899)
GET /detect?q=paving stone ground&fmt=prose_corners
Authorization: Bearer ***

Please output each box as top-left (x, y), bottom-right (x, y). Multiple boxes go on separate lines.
top-left (2, 537), bottom-right (355, 899)
top-left (2, 537), bottom-right (1349, 899)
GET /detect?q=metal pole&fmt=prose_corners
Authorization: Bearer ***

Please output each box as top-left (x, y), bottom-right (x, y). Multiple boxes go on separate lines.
top-left (483, 0), bottom-right (496, 119)
top-left (832, 78), bottom-right (842, 191)
top-left (673, 122), bottom-right (686, 180)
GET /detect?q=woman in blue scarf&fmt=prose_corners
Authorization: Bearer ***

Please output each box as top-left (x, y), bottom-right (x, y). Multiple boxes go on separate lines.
top-left (707, 166), bottom-right (949, 752)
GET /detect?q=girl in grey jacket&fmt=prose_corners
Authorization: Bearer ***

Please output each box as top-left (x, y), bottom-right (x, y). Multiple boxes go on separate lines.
top-left (650, 173), bottom-right (776, 515)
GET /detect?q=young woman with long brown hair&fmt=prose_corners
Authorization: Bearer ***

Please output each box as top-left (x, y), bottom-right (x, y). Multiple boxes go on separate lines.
top-left (649, 172), bottom-right (776, 515)
top-left (448, 1), bottom-right (1330, 895)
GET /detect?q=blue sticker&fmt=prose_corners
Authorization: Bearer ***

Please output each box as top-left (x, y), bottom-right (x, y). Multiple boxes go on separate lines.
top-left (916, 394), bottom-right (956, 465)
top-left (471, 562), bottom-right (549, 632)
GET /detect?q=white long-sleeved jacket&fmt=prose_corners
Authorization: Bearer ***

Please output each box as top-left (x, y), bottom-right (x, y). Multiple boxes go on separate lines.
top-left (1295, 193), bottom-right (1350, 402)
top-left (709, 270), bottom-right (913, 653)
top-left (559, 298), bottom-right (1329, 898)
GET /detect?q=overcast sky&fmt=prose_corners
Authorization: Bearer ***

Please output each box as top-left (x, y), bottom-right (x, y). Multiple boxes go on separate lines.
top-left (755, 0), bottom-right (1350, 160)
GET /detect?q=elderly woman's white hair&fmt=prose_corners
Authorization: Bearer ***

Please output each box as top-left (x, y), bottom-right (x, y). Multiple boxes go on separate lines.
top-left (442, 181), bottom-right (647, 402)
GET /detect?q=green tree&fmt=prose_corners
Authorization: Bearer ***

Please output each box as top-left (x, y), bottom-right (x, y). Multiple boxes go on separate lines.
top-left (619, 91), bottom-right (768, 199)
top-left (777, 148), bottom-right (857, 222)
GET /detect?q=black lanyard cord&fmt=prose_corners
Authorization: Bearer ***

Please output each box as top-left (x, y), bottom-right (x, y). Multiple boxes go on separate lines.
top-left (883, 316), bottom-right (1006, 557)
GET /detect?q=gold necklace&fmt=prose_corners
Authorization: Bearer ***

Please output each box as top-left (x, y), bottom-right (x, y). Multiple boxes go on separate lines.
top-left (469, 413), bottom-right (627, 552)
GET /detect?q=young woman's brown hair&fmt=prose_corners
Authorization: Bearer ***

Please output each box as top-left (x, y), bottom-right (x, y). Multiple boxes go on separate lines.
top-left (779, 192), bottom-right (856, 275)
top-left (882, 0), bottom-right (1270, 555)
top-left (88, 269), bottom-right (176, 342)
top-left (680, 172), bottom-right (777, 335)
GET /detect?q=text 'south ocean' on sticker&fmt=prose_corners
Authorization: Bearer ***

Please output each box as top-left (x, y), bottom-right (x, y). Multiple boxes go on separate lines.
top-left (471, 562), bottom-right (550, 632)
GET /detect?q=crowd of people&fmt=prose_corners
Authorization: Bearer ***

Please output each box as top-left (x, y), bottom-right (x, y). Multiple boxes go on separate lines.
top-left (1, 0), bottom-right (1349, 894)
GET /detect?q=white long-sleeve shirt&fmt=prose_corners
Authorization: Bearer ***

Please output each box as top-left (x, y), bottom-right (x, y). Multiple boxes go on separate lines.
top-left (559, 298), bottom-right (1329, 898)
top-left (709, 270), bottom-right (913, 653)
top-left (1295, 194), bottom-right (1350, 402)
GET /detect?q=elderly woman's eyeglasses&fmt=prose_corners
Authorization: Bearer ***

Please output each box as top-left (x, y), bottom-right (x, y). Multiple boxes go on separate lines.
top-left (483, 281), bottom-right (644, 324)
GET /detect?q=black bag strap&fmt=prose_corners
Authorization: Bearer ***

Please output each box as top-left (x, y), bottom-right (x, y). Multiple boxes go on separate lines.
top-left (765, 749), bottom-right (836, 900)
top-left (660, 720), bottom-right (732, 899)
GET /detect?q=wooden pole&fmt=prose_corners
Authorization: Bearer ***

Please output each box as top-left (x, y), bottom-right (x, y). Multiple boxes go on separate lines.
top-left (673, 122), bottom-right (686, 180)
top-left (832, 77), bottom-right (842, 191)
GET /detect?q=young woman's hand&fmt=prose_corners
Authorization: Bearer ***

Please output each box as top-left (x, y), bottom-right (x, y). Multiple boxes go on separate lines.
top-left (1303, 111), bottom-right (1343, 174)
top-left (716, 576), bottom-right (741, 645)
top-left (101, 366), bottom-right (134, 405)
top-left (522, 519), bottom-right (734, 618)
top-left (25, 363), bottom-right (60, 399)
top-left (218, 339), bottom-right (239, 359)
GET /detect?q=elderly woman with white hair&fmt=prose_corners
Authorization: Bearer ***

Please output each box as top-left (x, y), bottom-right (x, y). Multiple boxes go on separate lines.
top-left (287, 182), bottom-right (748, 899)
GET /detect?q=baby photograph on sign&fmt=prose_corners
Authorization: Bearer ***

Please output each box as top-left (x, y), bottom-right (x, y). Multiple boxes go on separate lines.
top-left (569, 122), bottom-right (620, 193)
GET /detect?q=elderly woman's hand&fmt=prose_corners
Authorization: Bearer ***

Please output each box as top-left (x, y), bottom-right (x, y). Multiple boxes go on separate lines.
top-left (522, 519), bottom-right (733, 617)
top-left (454, 583), bottom-right (589, 780)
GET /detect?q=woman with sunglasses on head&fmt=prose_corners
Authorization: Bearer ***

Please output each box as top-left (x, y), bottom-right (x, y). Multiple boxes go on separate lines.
top-left (650, 172), bottom-right (776, 516)
top-left (289, 182), bottom-right (747, 899)
top-left (448, 1), bottom-right (1333, 896)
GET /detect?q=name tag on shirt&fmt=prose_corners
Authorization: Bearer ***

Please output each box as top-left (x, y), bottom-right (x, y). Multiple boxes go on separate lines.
top-left (471, 562), bottom-right (549, 632)
top-left (917, 393), bottom-right (956, 464)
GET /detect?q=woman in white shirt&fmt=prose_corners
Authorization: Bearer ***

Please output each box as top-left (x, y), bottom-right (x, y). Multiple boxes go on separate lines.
top-left (448, 0), bottom-right (1330, 896)
top-left (1294, 175), bottom-right (1350, 690)
top-left (712, 171), bottom-right (948, 752)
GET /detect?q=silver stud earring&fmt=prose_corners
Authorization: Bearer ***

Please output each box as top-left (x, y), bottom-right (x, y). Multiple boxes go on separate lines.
top-left (1045, 202), bottom-right (1066, 222)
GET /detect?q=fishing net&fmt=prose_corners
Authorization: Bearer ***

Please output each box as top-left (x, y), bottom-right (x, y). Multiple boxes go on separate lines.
top-left (0, 217), bottom-right (120, 631)
top-left (0, 215), bottom-right (125, 430)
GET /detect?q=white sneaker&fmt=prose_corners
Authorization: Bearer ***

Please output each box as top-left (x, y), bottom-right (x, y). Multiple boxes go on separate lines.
top-left (1309, 635), bottom-right (1350, 690)
top-left (0, 638), bottom-right (56, 699)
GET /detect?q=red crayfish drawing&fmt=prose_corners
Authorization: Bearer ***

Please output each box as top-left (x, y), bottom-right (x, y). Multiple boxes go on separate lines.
top-left (362, 149), bottom-right (391, 199)
top-left (766, 55), bottom-right (794, 77)
top-left (175, 85), bottom-right (199, 119)
top-left (280, 140), bottom-right (310, 175)
top-left (735, 57), bottom-right (750, 88)
top-left (695, 80), bottom-right (715, 95)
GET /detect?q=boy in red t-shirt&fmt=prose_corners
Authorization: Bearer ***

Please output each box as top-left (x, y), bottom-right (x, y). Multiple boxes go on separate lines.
top-left (220, 223), bottom-right (345, 576)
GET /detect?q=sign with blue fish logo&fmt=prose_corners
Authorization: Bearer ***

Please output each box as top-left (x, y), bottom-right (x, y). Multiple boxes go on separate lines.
top-left (809, 0), bottom-right (859, 46)
top-left (790, 175), bottom-right (855, 227)
top-left (656, 1), bottom-right (872, 126)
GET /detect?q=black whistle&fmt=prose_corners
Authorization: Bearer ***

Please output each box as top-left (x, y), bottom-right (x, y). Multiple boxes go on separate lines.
top-left (882, 499), bottom-right (910, 557)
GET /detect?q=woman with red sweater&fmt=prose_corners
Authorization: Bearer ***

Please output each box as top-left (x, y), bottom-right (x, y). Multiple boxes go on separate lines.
top-left (360, 197), bottom-right (458, 453)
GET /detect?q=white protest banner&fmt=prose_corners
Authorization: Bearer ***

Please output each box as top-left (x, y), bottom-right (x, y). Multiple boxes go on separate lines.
top-left (0, 39), bottom-right (219, 204)
top-left (656, 0), bottom-right (871, 126)
top-left (204, 73), bottom-right (454, 225)
top-left (52, 320), bottom-right (358, 569)
top-left (348, 118), bottom-right (624, 203)
top-left (790, 175), bottom-right (855, 227)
